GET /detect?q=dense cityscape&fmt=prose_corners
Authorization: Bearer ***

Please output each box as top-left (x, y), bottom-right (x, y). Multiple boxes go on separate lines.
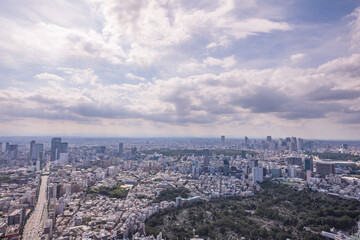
top-left (1, 0), bottom-right (360, 239)
top-left (0, 136), bottom-right (360, 239)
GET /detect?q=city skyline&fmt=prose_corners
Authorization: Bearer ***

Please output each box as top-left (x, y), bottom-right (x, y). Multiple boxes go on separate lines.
top-left (0, 1), bottom-right (360, 139)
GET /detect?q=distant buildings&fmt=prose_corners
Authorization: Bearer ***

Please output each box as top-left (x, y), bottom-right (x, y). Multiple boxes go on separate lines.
top-left (223, 158), bottom-right (229, 176)
top-left (252, 167), bottom-right (263, 183)
top-left (304, 157), bottom-right (314, 172)
top-left (221, 136), bottom-right (225, 147)
top-left (131, 146), bottom-right (137, 155)
top-left (96, 146), bottom-right (106, 154)
top-left (244, 136), bottom-right (249, 149)
top-left (119, 143), bottom-right (124, 156)
top-left (9, 144), bottom-right (18, 160)
top-left (51, 138), bottom-right (68, 161)
top-left (316, 162), bottom-right (335, 178)
top-left (30, 140), bottom-right (44, 161)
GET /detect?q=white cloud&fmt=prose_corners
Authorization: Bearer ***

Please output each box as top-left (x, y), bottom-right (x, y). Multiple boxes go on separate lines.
top-left (203, 55), bottom-right (236, 69)
top-left (290, 53), bottom-right (305, 61)
top-left (34, 73), bottom-right (65, 82)
top-left (126, 73), bottom-right (146, 81)
top-left (348, 6), bottom-right (360, 51)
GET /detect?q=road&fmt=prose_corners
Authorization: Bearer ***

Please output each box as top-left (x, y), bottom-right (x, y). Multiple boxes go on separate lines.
top-left (23, 174), bottom-right (49, 240)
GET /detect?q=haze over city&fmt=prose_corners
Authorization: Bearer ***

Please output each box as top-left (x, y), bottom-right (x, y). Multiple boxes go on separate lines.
top-left (0, 0), bottom-right (360, 139)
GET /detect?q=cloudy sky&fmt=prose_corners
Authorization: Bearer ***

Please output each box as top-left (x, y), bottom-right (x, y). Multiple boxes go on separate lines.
top-left (0, 0), bottom-right (360, 139)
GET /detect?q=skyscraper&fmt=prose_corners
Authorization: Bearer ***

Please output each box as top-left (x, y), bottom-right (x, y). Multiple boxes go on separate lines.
top-left (30, 141), bottom-right (44, 161)
top-left (131, 146), bottom-right (137, 155)
top-left (241, 150), bottom-right (246, 159)
top-left (297, 138), bottom-right (303, 150)
top-left (203, 156), bottom-right (210, 169)
top-left (119, 143), bottom-right (124, 155)
top-left (9, 144), bottom-right (18, 160)
top-left (252, 167), bottom-right (263, 183)
top-left (244, 136), bottom-right (249, 149)
top-left (30, 140), bottom-right (36, 160)
top-left (290, 137), bottom-right (297, 152)
top-left (304, 157), bottom-right (313, 172)
top-left (221, 136), bottom-right (225, 147)
top-left (223, 158), bottom-right (229, 176)
top-left (51, 138), bottom-right (61, 161)
top-left (266, 136), bottom-right (272, 143)
top-left (5, 142), bottom-right (9, 154)
top-left (51, 138), bottom-right (68, 161)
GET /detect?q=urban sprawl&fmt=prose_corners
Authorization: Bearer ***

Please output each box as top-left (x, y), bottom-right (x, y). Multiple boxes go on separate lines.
top-left (0, 136), bottom-right (360, 240)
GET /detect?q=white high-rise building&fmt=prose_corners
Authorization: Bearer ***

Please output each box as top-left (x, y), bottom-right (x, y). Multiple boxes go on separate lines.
top-left (306, 170), bottom-right (312, 182)
top-left (59, 153), bottom-right (69, 166)
top-left (65, 184), bottom-right (71, 196)
top-left (288, 166), bottom-right (296, 178)
top-left (297, 138), bottom-right (303, 151)
top-left (252, 167), bottom-right (263, 183)
top-left (36, 159), bottom-right (41, 172)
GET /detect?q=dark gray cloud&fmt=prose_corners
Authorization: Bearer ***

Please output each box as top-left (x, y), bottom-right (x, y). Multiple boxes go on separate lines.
top-left (27, 94), bottom-right (60, 104)
top-left (306, 85), bottom-right (360, 101)
top-left (230, 86), bottom-right (346, 120)
top-left (231, 87), bottom-right (290, 113)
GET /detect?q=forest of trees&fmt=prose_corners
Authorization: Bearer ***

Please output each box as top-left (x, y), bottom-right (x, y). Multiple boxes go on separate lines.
top-left (86, 184), bottom-right (129, 199)
top-left (146, 180), bottom-right (360, 240)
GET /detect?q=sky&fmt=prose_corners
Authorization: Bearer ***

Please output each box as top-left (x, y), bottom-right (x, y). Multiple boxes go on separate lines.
top-left (0, 0), bottom-right (360, 139)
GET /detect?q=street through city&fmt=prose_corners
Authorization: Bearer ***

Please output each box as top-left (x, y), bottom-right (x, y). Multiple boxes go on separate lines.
top-left (23, 174), bottom-right (48, 240)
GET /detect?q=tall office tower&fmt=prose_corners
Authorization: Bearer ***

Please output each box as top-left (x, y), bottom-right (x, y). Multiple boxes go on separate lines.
top-left (5, 142), bottom-right (10, 154)
top-left (30, 141), bottom-right (44, 161)
top-left (0, 142), bottom-right (2, 153)
top-left (192, 160), bottom-right (200, 176)
top-left (51, 138), bottom-right (68, 161)
top-left (244, 136), bottom-right (249, 148)
top-left (241, 150), bottom-right (246, 159)
top-left (221, 136), bottom-right (225, 147)
top-left (60, 142), bottom-right (68, 158)
top-left (304, 157), bottom-right (313, 172)
top-left (9, 144), bottom-right (18, 160)
top-left (266, 136), bottom-right (272, 143)
top-left (252, 167), bottom-right (263, 183)
top-left (30, 140), bottom-right (36, 159)
top-left (119, 143), bottom-right (124, 155)
top-left (131, 146), bottom-right (137, 155)
top-left (223, 158), bottom-right (229, 176)
top-left (35, 143), bottom-right (44, 159)
top-left (203, 156), bottom-right (210, 168)
top-left (36, 152), bottom-right (43, 172)
top-left (289, 136), bottom-right (297, 152)
top-left (51, 138), bottom-right (62, 161)
top-left (288, 166), bottom-right (296, 178)
top-left (316, 162), bottom-right (335, 178)
top-left (297, 138), bottom-right (303, 150)
top-left (341, 144), bottom-right (348, 150)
